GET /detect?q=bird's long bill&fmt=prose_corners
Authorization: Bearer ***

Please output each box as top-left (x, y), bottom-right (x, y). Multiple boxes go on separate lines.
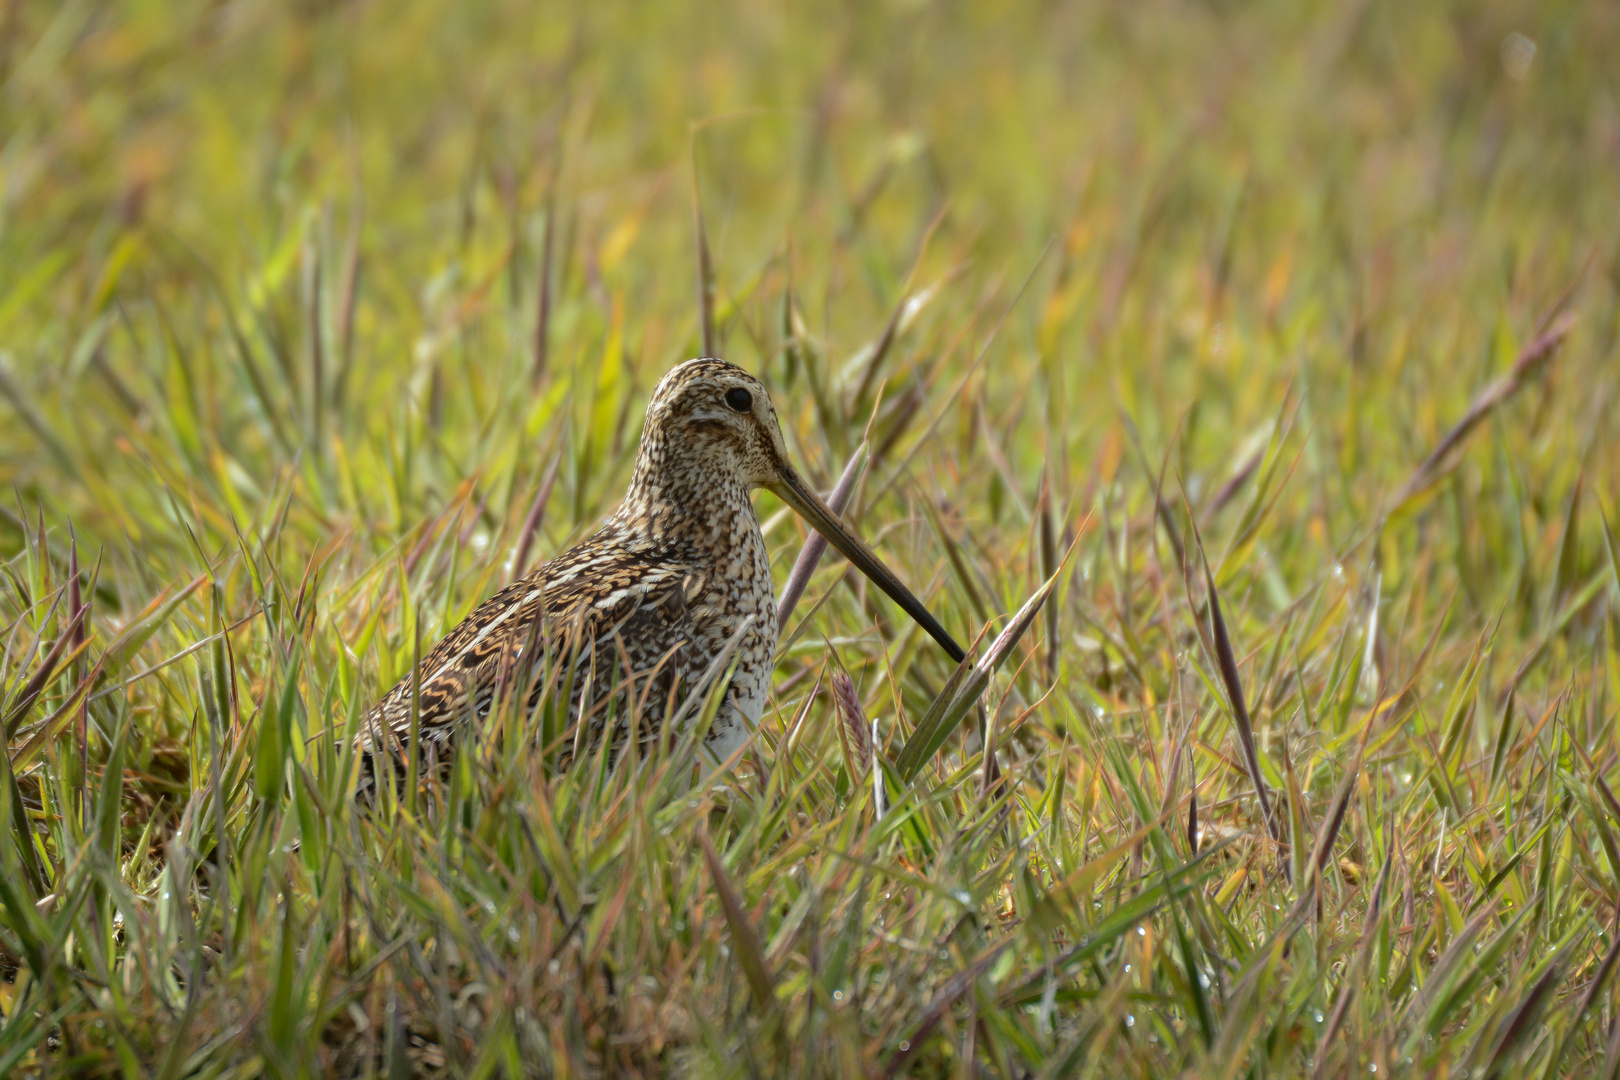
top-left (769, 466), bottom-right (967, 664)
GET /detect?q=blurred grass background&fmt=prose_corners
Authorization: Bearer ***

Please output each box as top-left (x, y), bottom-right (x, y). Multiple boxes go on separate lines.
top-left (1, 0), bottom-right (1619, 1075)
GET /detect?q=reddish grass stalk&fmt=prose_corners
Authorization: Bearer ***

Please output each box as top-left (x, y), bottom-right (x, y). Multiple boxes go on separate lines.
top-left (776, 446), bottom-right (867, 629)
top-left (1388, 313), bottom-right (1575, 512)
top-left (70, 528), bottom-right (88, 825)
top-left (533, 191), bottom-right (555, 388)
top-left (691, 148), bottom-right (716, 359)
top-left (511, 450), bottom-right (563, 584)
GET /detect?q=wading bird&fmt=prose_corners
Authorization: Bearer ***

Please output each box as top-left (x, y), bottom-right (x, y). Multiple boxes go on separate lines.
top-left (357, 358), bottom-right (964, 795)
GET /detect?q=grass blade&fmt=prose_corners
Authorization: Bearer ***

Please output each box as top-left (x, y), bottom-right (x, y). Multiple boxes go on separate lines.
top-left (894, 564), bottom-right (1062, 782)
top-left (1200, 553), bottom-right (1279, 843)
top-left (698, 828), bottom-right (778, 1021)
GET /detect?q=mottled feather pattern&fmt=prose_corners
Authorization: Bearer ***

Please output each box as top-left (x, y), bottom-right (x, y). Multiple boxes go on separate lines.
top-left (357, 359), bottom-right (782, 792)
top-left (359, 532), bottom-right (692, 747)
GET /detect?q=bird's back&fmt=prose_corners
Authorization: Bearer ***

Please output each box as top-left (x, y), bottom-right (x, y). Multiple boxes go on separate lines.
top-left (354, 521), bottom-right (709, 793)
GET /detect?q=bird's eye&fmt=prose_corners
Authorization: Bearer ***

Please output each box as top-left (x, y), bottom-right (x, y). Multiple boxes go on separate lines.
top-left (724, 387), bottom-right (753, 412)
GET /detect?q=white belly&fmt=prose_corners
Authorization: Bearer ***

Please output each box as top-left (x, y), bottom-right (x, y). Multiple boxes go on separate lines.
top-left (700, 672), bottom-right (766, 771)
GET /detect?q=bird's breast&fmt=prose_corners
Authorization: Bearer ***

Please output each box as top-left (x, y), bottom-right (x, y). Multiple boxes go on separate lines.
top-left (685, 516), bottom-right (777, 758)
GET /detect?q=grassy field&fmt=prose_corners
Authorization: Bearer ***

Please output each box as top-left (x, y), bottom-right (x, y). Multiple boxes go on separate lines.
top-left (1, 0), bottom-right (1618, 1075)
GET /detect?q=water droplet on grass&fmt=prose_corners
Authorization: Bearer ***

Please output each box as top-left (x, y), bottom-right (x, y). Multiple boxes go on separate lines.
top-left (1501, 32), bottom-right (1536, 80)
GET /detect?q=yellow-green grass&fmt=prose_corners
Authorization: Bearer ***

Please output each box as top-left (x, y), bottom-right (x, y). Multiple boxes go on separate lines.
top-left (1, 0), bottom-right (1618, 1075)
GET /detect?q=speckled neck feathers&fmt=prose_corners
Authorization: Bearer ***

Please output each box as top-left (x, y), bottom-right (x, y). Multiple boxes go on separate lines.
top-left (611, 406), bottom-right (754, 549)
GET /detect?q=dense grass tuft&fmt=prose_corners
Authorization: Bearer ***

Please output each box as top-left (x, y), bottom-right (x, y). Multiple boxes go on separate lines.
top-left (2, 1), bottom-right (1619, 1075)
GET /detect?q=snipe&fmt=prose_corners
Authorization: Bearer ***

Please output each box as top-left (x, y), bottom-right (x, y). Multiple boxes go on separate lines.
top-left (357, 357), bottom-right (963, 793)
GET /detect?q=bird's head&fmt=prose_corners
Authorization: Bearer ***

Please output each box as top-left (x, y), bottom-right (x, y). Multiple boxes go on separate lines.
top-left (637, 357), bottom-right (966, 663)
top-left (643, 358), bottom-right (791, 489)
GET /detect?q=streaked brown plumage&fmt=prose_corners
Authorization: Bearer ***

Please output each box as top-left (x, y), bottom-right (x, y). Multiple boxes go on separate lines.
top-left (357, 357), bottom-right (964, 795)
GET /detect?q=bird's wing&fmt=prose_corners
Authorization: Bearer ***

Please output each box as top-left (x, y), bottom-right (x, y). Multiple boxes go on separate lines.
top-left (356, 537), bottom-right (699, 761)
